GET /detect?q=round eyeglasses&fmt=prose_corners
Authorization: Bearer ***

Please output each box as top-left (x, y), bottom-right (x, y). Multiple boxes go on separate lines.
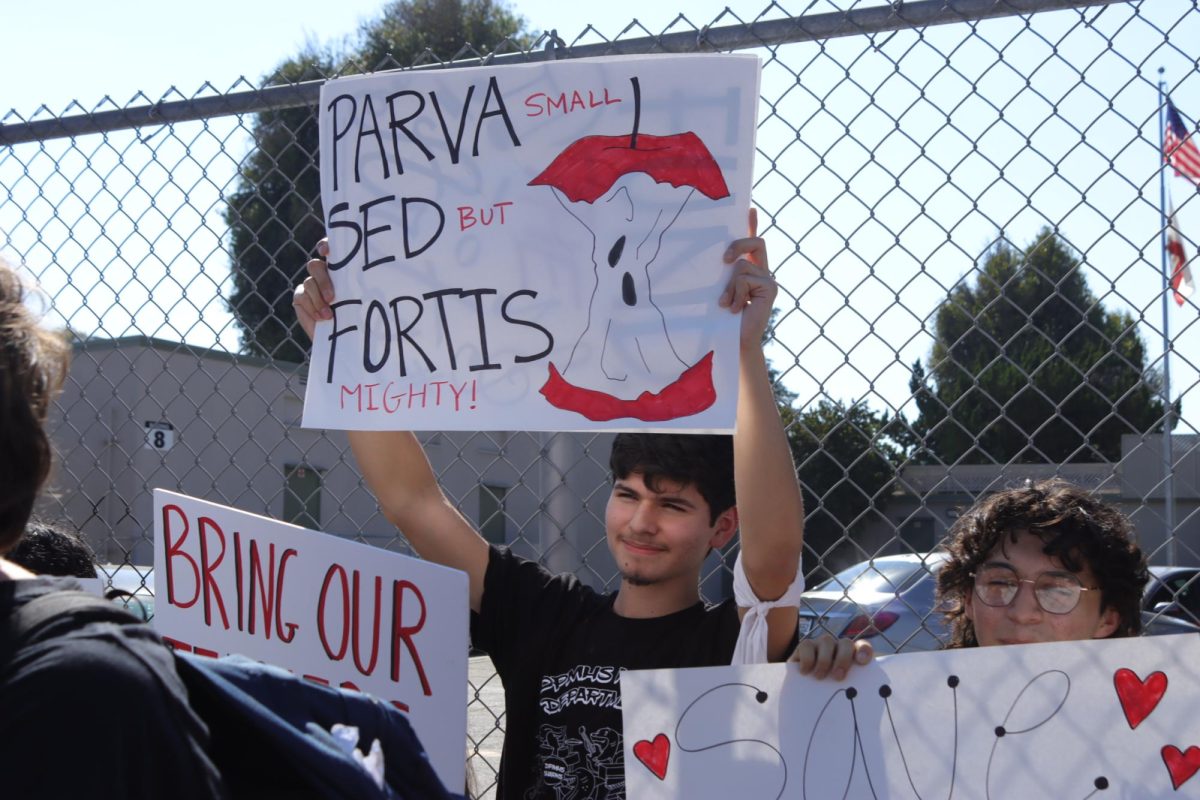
top-left (971, 565), bottom-right (1100, 615)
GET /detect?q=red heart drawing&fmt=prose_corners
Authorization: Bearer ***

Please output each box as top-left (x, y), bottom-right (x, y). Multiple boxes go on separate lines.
top-left (1113, 668), bottom-right (1167, 730)
top-left (633, 733), bottom-right (671, 781)
top-left (1162, 745), bottom-right (1200, 790)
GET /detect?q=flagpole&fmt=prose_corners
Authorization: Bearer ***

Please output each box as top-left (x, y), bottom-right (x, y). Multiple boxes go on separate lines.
top-left (1157, 68), bottom-right (1177, 566)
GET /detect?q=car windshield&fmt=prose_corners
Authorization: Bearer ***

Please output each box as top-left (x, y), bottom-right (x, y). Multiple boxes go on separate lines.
top-left (817, 559), bottom-right (927, 597)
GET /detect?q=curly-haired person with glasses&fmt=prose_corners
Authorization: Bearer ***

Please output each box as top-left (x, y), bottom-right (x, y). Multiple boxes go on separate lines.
top-left (792, 479), bottom-right (1149, 678)
top-left (936, 478), bottom-right (1147, 648)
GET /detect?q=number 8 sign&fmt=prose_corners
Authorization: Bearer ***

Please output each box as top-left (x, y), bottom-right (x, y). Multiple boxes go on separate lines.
top-left (144, 420), bottom-right (175, 451)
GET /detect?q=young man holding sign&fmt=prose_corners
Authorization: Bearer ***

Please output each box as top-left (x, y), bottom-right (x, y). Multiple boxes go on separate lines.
top-left (294, 211), bottom-right (806, 799)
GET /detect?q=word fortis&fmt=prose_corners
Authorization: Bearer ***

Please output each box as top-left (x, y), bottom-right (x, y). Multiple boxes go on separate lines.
top-left (323, 289), bottom-right (554, 384)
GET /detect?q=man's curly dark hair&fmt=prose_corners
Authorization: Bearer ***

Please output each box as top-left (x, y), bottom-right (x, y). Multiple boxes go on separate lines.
top-left (936, 479), bottom-right (1148, 648)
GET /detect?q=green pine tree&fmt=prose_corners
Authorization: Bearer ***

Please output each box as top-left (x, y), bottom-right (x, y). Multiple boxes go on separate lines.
top-left (224, 0), bottom-right (530, 361)
top-left (910, 229), bottom-right (1169, 465)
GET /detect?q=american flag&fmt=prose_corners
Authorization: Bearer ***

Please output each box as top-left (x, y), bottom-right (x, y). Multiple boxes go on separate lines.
top-left (1165, 98), bottom-right (1200, 184)
top-left (1167, 197), bottom-right (1194, 306)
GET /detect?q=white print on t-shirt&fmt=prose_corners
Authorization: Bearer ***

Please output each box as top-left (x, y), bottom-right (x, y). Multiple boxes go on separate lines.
top-left (528, 724), bottom-right (625, 800)
top-left (540, 665), bottom-right (622, 715)
top-left (540, 665), bottom-right (619, 693)
top-left (540, 686), bottom-right (621, 715)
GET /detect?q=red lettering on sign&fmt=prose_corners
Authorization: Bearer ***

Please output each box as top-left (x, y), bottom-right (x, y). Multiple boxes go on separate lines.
top-left (160, 636), bottom-right (215, 658)
top-left (458, 201), bottom-right (514, 230)
top-left (524, 88), bottom-right (620, 117)
top-left (318, 564), bottom-right (350, 660)
top-left (248, 536), bottom-right (274, 637)
top-left (391, 579), bottom-right (431, 696)
top-left (161, 635), bottom-right (191, 652)
top-left (197, 516), bottom-right (230, 629)
top-left (162, 503), bottom-right (199, 609)
top-left (276, 548), bottom-right (299, 643)
top-left (351, 571), bottom-right (383, 677)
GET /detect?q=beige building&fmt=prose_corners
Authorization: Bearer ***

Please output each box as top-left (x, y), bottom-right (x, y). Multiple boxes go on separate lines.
top-left (872, 438), bottom-right (1200, 567)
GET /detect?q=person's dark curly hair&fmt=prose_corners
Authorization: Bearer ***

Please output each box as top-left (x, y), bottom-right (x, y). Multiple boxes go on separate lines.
top-left (8, 519), bottom-right (97, 578)
top-left (0, 259), bottom-right (68, 555)
top-left (609, 434), bottom-right (735, 524)
top-left (936, 479), bottom-right (1148, 648)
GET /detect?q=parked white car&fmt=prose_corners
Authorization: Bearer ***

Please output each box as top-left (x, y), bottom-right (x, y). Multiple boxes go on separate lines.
top-left (800, 553), bottom-right (1200, 654)
top-left (97, 563), bottom-right (155, 621)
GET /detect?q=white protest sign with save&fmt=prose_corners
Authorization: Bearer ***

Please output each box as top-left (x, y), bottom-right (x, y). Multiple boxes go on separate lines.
top-left (151, 489), bottom-right (469, 793)
top-left (303, 54), bottom-right (760, 432)
top-left (622, 634), bottom-right (1200, 799)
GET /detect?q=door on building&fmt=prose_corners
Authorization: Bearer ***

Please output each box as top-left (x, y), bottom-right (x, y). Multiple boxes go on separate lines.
top-left (284, 464), bottom-right (322, 529)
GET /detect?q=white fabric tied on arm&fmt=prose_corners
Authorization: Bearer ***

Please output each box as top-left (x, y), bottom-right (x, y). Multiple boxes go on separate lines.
top-left (730, 551), bottom-right (806, 664)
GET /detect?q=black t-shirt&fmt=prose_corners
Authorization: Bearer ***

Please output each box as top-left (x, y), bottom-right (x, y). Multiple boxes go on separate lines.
top-left (471, 546), bottom-right (740, 800)
top-left (0, 577), bottom-right (227, 799)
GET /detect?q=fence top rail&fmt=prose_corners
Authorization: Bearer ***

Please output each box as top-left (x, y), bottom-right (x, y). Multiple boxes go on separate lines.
top-left (0, 0), bottom-right (1125, 147)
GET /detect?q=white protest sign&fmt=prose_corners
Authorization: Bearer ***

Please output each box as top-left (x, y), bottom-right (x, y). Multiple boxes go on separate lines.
top-left (151, 489), bottom-right (469, 792)
top-left (303, 54), bottom-right (760, 432)
top-left (622, 635), bottom-right (1200, 799)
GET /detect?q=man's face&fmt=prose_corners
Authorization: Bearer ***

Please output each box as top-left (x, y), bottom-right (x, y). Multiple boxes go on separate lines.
top-left (605, 471), bottom-right (736, 588)
top-left (965, 529), bottom-right (1120, 646)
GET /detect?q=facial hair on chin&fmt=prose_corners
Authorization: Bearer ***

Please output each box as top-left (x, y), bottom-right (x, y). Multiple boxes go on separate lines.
top-left (621, 568), bottom-right (656, 587)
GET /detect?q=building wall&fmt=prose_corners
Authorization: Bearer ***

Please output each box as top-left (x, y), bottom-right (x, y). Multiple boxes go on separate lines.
top-left (38, 337), bottom-right (731, 596)
top-left (873, 445), bottom-right (1200, 568)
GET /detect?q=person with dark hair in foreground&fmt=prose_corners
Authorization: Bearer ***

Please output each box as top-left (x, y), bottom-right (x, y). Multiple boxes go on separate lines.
top-left (792, 478), bottom-right (1150, 679)
top-left (0, 258), bottom-right (226, 799)
top-left (8, 519), bottom-right (99, 579)
top-left (294, 211), bottom-right (806, 799)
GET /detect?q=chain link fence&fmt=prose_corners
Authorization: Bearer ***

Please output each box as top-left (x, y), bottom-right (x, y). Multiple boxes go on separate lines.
top-left (4, 0), bottom-right (1200, 795)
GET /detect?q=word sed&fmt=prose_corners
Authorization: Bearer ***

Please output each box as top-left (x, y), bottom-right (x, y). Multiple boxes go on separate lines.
top-left (327, 195), bottom-right (445, 271)
top-left (327, 76), bottom-right (522, 191)
top-left (325, 195), bottom-right (516, 271)
top-left (323, 288), bottom-right (554, 384)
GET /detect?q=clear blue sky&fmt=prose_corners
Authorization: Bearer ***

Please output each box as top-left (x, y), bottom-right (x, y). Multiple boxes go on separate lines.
top-left (4, 0), bottom-right (757, 119)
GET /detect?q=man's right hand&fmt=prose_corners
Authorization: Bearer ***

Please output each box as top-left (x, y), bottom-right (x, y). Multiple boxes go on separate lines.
top-left (292, 238), bottom-right (334, 341)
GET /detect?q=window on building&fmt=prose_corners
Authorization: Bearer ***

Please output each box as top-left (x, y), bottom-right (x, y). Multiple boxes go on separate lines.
top-left (284, 464), bottom-right (322, 529)
top-left (901, 516), bottom-right (935, 552)
top-left (479, 484), bottom-right (508, 545)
